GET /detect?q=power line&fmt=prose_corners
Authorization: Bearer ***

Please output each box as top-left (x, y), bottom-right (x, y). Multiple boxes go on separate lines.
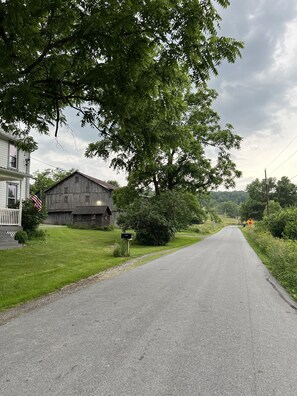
top-left (270, 148), bottom-right (297, 175)
top-left (266, 134), bottom-right (297, 169)
top-left (31, 157), bottom-right (58, 169)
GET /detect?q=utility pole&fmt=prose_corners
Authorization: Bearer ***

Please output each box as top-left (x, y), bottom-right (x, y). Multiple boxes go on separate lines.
top-left (264, 169), bottom-right (270, 217)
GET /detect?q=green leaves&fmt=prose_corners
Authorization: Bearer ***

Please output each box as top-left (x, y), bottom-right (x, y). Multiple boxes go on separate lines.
top-left (117, 190), bottom-right (204, 245)
top-left (0, 0), bottom-right (243, 140)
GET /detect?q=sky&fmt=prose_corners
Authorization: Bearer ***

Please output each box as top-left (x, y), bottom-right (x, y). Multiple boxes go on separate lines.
top-left (30, 0), bottom-right (297, 191)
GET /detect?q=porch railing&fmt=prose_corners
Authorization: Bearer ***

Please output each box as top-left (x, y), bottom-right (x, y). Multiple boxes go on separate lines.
top-left (0, 208), bottom-right (21, 226)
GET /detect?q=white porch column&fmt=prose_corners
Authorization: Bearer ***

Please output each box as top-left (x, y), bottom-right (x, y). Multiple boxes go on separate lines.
top-left (18, 179), bottom-right (23, 226)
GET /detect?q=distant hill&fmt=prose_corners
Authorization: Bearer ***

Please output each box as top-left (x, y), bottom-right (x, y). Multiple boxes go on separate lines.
top-left (210, 191), bottom-right (248, 205)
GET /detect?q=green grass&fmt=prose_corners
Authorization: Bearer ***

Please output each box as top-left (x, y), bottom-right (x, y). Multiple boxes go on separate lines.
top-left (242, 227), bottom-right (297, 301)
top-left (0, 225), bottom-right (219, 311)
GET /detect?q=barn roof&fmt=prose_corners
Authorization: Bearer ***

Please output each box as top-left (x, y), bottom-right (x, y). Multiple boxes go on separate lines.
top-left (45, 171), bottom-right (116, 192)
top-left (72, 206), bottom-right (111, 215)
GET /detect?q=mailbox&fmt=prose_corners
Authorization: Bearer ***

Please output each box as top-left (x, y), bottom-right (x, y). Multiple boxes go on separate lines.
top-left (121, 233), bottom-right (133, 240)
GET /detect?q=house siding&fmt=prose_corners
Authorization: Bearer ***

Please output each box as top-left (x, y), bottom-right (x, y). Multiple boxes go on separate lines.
top-left (0, 131), bottom-right (31, 241)
top-left (0, 138), bottom-right (7, 168)
top-left (0, 133), bottom-right (30, 207)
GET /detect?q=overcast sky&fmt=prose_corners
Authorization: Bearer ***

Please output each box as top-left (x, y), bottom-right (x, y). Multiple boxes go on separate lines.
top-left (30, 0), bottom-right (297, 190)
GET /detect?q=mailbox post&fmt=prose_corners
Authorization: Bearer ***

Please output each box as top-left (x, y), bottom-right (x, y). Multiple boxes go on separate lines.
top-left (121, 233), bottom-right (133, 256)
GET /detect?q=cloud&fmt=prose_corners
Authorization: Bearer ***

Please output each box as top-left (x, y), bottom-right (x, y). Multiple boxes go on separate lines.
top-left (212, 0), bottom-right (297, 136)
top-left (30, 114), bottom-right (128, 186)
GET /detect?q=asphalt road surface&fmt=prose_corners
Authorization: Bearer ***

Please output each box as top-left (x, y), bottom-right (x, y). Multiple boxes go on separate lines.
top-left (1, 226), bottom-right (297, 396)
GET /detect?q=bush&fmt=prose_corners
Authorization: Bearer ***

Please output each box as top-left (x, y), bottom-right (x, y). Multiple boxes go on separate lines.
top-left (28, 229), bottom-right (47, 240)
top-left (14, 230), bottom-right (28, 244)
top-left (113, 240), bottom-right (130, 257)
top-left (118, 191), bottom-right (204, 246)
top-left (262, 208), bottom-right (297, 239)
top-left (21, 199), bottom-right (47, 233)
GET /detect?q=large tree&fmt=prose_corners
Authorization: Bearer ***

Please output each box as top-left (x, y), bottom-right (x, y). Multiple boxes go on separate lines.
top-left (87, 84), bottom-right (242, 194)
top-left (240, 177), bottom-right (276, 221)
top-left (272, 176), bottom-right (297, 208)
top-left (0, 0), bottom-right (243, 150)
top-left (239, 176), bottom-right (297, 221)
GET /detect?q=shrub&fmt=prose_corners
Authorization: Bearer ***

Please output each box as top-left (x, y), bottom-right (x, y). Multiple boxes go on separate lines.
top-left (113, 240), bottom-right (130, 257)
top-left (21, 199), bottom-right (47, 233)
top-left (28, 229), bottom-right (47, 240)
top-left (14, 230), bottom-right (28, 244)
top-left (118, 191), bottom-right (203, 246)
top-left (262, 208), bottom-right (297, 239)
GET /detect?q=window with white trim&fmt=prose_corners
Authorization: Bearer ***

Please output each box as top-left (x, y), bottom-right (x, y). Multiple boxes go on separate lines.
top-left (9, 143), bottom-right (18, 169)
top-left (7, 183), bottom-right (18, 208)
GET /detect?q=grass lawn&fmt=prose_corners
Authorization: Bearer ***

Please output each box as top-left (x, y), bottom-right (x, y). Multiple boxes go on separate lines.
top-left (0, 225), bottom-right (218, 311)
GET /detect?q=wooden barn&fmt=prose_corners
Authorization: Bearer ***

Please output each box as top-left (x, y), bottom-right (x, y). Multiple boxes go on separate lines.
top-left (44, 171), bottom-right (118, 226)
top-left (72, 206), bottom-right (112, 227)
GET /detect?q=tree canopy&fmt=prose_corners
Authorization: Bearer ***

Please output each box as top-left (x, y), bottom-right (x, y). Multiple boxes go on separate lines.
top-left (30, 167), bottom-right (76, 199)
top-left (240, 176), bottom-right (297, 221)
top-left (87, 84), bottom-right (242, 193)
top-left (0, 0), bottom-right (243, 150)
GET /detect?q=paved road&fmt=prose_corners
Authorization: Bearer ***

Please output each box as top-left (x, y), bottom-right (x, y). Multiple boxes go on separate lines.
top-left (1, 226), bottom-right (297, 395)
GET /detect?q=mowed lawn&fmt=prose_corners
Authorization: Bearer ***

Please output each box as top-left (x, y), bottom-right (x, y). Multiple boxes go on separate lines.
top-left (0, 227), bottom-right (204, 311)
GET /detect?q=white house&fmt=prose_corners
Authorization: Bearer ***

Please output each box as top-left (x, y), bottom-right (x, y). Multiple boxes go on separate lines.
top-left (0, 130), bottom-right (31, 248)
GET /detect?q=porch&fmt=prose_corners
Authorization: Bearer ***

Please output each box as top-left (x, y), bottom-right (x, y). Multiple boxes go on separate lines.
top-left (0, 169), bottom-right (26, 249)
top-left (0, 207), bottom-right (21, 226)
top-left (0, 208), bottom-right (22, 249)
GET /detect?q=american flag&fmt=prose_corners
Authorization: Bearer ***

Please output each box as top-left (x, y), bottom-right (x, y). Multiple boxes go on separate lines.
top-left (31, 194), bottom-right (42, 211)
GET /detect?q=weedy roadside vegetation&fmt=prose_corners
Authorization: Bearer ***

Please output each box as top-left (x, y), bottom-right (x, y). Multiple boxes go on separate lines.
top-left (242, 226), bottom-right (297, 301)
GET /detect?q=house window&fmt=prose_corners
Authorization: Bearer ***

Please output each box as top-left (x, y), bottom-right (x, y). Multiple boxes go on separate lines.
top-left (75, 176), bottom-right (79, 183)
top-left (9, 143), bottom-right (18, 169)
top-left (64, 187), bottom-right (68, 194)
top-left (85, 195), bottom-right (90, 203)
top-left (64, 196), bottom-right (68, 203)
top-left (7, 183), bottom-right (17, 208)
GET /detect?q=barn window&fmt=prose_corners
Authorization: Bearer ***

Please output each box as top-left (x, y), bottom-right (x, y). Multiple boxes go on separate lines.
top-left (86, 184), bottom-right (90, 192)
top-left (85, 195), bottom-right (90, 203)
top-left (64, 196), bottom-right (68, 203)
top-left (91, 214), bottom-right (96, 220)
top-left (64, 187), bottom-right (68, 194)
top-left (75, 176), bottom-right (79, 183)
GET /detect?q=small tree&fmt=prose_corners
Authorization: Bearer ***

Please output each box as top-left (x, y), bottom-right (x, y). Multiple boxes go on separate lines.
top-left (118, 191), bottom-right (204, 246)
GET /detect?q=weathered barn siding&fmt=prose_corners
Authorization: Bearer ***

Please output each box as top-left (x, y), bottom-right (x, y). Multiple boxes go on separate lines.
top-left (72, 206), bottom-right (112, 228)
top-left (44, 211), bottom-right (72, 225)
top-left (44, 172), bottom-right (117, 226)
